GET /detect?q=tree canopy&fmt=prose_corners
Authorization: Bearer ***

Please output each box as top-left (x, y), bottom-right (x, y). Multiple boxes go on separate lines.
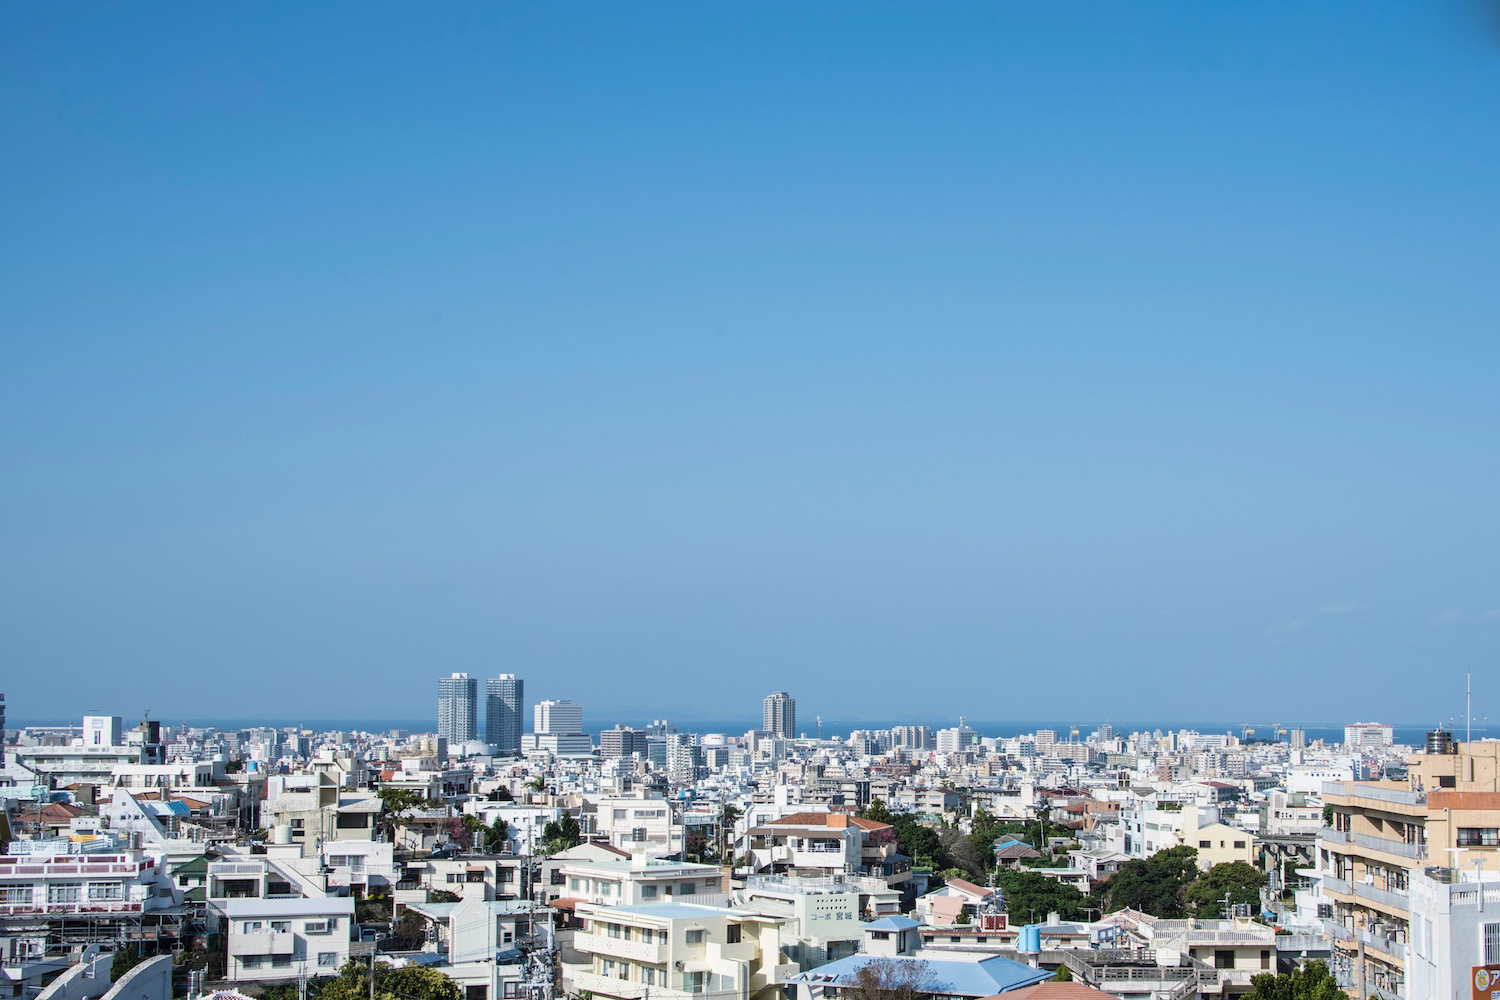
top-left (994, 869), bottom-right (1089, 922)
top-left (322, 961), bottom-right (463, 1000)
top-left (1185, 861), bottom-right (1266, 916)
top-left (1246, 961), bottom-right (1345, 1000)
top-left (1100, 846), bottom-right (1199, 918)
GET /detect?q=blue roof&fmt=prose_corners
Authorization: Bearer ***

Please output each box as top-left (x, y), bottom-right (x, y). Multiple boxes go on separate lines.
top-left (784, 954), bottom-right (1051, 996)
top-left (864, 916), bottom-right (922, 931)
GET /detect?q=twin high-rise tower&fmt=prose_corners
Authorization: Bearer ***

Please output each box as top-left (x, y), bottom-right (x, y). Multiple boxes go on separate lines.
top-left (437, 672), bottom-right (524, 753)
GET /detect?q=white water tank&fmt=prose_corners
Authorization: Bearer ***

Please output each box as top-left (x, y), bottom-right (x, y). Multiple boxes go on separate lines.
top-left (273, 825), bottom-right (295, 845)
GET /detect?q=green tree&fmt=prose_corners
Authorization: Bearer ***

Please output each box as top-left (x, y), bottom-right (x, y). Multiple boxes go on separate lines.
top-left (1101, 846), bottom-right (1199, 917)
top-left (995, 869), bottom-right (1090, 922)
top-left (1053, 964), bottom-right (1073, 982)
top-left (111, 946), bottom-right (146, 981)
top-left (1185, 861), bottom-right (1266, 916)
top-left (323, 960), bottom-right (463, 1000)
top-left (1246, 961), bottom-right (1344, 1000)
top-left (541, 812), bottom-right (582, 853)
top-left (863, 799), bottom-right (893, 824)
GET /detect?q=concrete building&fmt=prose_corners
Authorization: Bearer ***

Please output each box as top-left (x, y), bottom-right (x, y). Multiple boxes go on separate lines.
top-left (569, 901), bottom-right (794, 1000)
top-left (485, 675), bottom-right (524, 755)
top-left (1406, 864), bottom-right (1500, 1000)
top-left (733, 874), bottom-right (862, 970)
top-left (438, 673), bottom-right (479, 745)
top-left (1345, 724), bottom-right (1395, 749)
top-left (224, 896), bottom-right (355, 982)
top-left (763, 693), bottom-right (796, 740)
top-left (558, 855), bottom-right (727, 907)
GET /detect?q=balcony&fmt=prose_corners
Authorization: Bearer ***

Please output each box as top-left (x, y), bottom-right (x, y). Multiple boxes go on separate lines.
top-left (1322, 875), bottom-right (1351, 896)
top-left (576, 932), bottom-right (668, 965)
top-left (1322, 783), bottom-right (1425, 810)
top-left (1352, 833), bottom-right (1426, 861)
top-left (1353, 882), bottom-right (1409, 911)
top-left (569, 970), bottom-right (691, 1000)
top-left (1361, 931), bottom-right (1406, 963)
top-left (1320, 829), bottom-right (1350, 846)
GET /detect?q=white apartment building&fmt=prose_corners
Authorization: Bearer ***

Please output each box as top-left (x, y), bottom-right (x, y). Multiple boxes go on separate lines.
top-left (568, 901), bottom-right (794, 1000)
top-left (1407, 865), bottom-right (1500, 1000)
top-left (592, 792), bottom-right (682, 855)
top-left (225, 897), bottom-right (355, 981)
top-left (733, 874), bottom-right (862, 969)
top-left (559, 855), bottom-right (726, 907)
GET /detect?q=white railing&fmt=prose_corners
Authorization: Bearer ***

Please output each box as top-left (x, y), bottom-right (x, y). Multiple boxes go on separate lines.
top-left (1352, 833), bottom-right (1426, 860)
top-left (1353, 882), bottom-right (1409, 910)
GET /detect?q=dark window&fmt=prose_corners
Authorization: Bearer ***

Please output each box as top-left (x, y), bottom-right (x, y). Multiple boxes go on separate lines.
top-left (1261, 950), bottom-right (1271, 969)
top-left (871, 931), bottom-right (889, 941)
top-left (1215, 951), bottom-right (1235, 969)
top-left (1440, 775), bottom-right (1456, 788)
top-left (336, 813), bottom-right (368, 829)
top-left (1199, 840), bottom-right (1212, 848)
top-left (1458, 829), bottom-right (1500, 847)
top-left (727, 925), bottom-right (742, 944)
top-left (466, 986), bottom-right (488, 1000)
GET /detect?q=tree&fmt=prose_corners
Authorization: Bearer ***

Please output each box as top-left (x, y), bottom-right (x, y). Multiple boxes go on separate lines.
top-left (939, 826), bottom-right (984, 878)
top-left (111, 946), bottom-right (145, 981)
top-left (443, 817), bottom-right (472, 850)
top-left (994, 869), bottom-right (1090, 922)
top-left (377, 787), bottom-right (426, 842)
top-left (541, 813), bottom-right (582, 854)
top-left (322, 960), bottom-right (463, 1000)
top-left (863, 799), bottom-right (893, 824)
top-left (487, 786), bottom-right (513, 802)
top-left (486, 818), bottom-right (514, 854)
top-left (1185, 861), bottom-right (1266, 916)
top-left (1246, 961), bottom-right (1345, 1000)
top-left (1102, 846), bottom-right (1199, 917)
top-left (685, 828), bottom-right (709, 863)
top-left (846, 958), bottom-right (938, 1000)
top-left (1053, 964), bottom-right (1073, 982)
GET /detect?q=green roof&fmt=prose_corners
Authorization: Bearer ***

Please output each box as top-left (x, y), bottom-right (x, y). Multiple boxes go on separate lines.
top-left (172, 856), bottom-right (210, 876)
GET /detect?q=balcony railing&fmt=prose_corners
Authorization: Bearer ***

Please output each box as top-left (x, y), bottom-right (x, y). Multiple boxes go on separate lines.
top-left (1353, 882), bottom-right (1409, 910)
top-left (1320, 829), bottom-right (1350, 845)
top-left (1322, 875), bottom-right (1351, 895)
top-left (1352, 833), bottom-right (1426, 860)
top-left (1322, 783), bottom-right (1425, 808)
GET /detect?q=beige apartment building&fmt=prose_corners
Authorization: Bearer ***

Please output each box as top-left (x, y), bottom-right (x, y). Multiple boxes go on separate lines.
top-left (1317, 740), bottom-right (1500, 1000)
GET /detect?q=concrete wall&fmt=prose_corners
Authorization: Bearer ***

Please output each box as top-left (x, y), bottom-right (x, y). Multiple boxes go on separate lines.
top-left (36, 948), bottom-right (112, 1000)
top-left (99, 956), bottom-right (172, 1000)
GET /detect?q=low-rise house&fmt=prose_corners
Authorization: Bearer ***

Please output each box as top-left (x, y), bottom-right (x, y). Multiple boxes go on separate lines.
top-left (224, 897), bottom-right (355, 982)
top-left (915, 879), bottom-right (1000, 927)
top-left (993, 839), bottom-right (1042, 870)
top-left (782, 951), bottom-right (1051, 1000)
top-left (558, 854), bottom-right (726, 908)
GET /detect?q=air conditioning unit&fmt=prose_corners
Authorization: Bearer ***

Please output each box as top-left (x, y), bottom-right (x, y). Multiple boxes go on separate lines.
top-left (675, 962), bottom-right (685, 971)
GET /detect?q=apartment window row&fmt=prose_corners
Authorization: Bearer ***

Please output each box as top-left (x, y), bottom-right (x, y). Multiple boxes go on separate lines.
top-left (1458, 828), bottom-right (1500, 847)
top-left (596, 959), bottom-right (667, 987)
top-left (241, 918), bottom-right (338, 934)
top-left (598, 922), bottom-right (669, 943)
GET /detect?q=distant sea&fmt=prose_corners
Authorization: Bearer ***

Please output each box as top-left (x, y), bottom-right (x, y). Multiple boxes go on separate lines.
top-left (8, 715), bottom-right (1473, 748)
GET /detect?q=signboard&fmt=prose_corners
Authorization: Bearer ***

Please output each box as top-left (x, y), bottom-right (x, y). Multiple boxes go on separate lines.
top-left (1471, 965), bottom-right (1500, 1000)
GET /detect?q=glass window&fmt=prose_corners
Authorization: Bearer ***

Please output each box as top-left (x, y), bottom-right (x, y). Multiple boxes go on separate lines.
top-left (270, 921), bottom-right (290, 933)
top-left (1486, 924), bottom-right (1500, 965)
top-left (685, 929), bottom-right (705, 944)
top-left (48, 884), bottom-right (82, 904)
top-left (271, 956), bottom-right (292, 969)
top-left (244, 921), bottom-right (263, 933)
top-left (642, 885), bottom-right (659, 899)
top-left (1214, 951), bottom-right (1235, 969)
top-left (88, 883), bottom-right (123, 901)
top-left (1458, 829), bottom-right (1500, 847)
top-left (319, 953), bottom-right (338, 967)
top-left (241, 957), bottom-right (263, 969)
top-left (0, 885), bottom-right (32, 904)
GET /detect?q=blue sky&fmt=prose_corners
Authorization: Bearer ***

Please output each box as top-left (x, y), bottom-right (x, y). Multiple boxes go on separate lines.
top-left (3, 3), bottom-right (1499, 727)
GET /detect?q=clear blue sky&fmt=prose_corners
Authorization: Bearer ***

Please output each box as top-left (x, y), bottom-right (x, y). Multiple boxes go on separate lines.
top-left (3, 4), bottom-right (1499, 727)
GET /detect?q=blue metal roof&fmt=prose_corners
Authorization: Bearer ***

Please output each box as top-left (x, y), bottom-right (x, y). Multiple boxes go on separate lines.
top-left (863, 916), bottom-right (922, 931)
top-left (784, 954), bottom-right (1051, 996)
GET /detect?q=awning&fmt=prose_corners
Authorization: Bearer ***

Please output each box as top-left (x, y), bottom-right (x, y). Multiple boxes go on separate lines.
top-left (549, 897), bottom-right (584, 910)
top-left (465, 865), bottom-right (488, 874)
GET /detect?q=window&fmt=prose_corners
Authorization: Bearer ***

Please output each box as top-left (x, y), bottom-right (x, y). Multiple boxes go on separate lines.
top-left (1214, 951), bottom-right (1235, 969)
top-left (1199, 840), bottom-right (1212, 848)
top-left (570, 877), bottom-right (581, 891)
top-left (641, 885), bottom-right (659, 899)
top-left (870, 931), bottom-right (889, 941)
top-left (48, 884), bottom-right (82, 904)
top-left (88, 883), bottom-right (123, 901)
top-left (685, 972), bottom-right (706, 994)
top-left (0, 885), bottom-right (32, 904)
top-left (1486, 923), bottom-right (1500, 965)
top-left (679, 883), bottom-right (696, 895)
top-left (1234, 841), bottom-right (1246, 849)
top-left (498, 868), bottom-right (514, 883)
top-left (241, 957), bottom-right (264, 970)
top-left (1458, 829), bottom-right (1500, 847)
top-left (270, 921), bottom-right (291, 933)
top-left (271, 956), bottom-right (292, 969)
top-left (243, 921), bottom-right (263, 933)
top-left (613, 809), bottom-right (627, 821)
top-left (685, 929), bottom-right (705, 944)
top-left (1440, 775), bottom-right (1457, 788)
top-left (1261, 950), bottom-right (1271, 970)
top-left (336, 813), bottom-right (368, 829)
top-left (727, 925), bottom-right (742, 944)
top-left (608, 923), bottom-right (622, 938)
top-left (319, 953), bottom-right (338, 967)
top-left (305, 921), bottom-right (331, 935)
top-left (642, 968), bottom-right (658, 986)
top-left (447, 873), bottom-right (462, 883)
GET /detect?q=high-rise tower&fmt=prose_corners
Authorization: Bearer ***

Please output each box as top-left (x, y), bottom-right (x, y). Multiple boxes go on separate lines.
top-left (763, 691), bottom-right (796, 739)
top-left (438, 673), bottom-right (478, 744)
top-left (486, 674), bottom-right (524, 753)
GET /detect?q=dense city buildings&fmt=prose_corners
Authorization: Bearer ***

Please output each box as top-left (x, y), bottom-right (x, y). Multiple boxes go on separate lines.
top-left (0, 695), bottom-right (1461, 1000)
